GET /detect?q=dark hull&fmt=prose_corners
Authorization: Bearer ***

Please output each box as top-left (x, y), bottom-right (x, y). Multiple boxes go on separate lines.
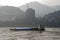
top-left (10, 28), bottom-right (45, 31)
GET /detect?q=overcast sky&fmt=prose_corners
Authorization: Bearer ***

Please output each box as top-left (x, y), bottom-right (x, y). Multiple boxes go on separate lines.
top-left (40, 0), bottom-right (60, 6)
top-left (0, 0), bottom-right (60, 7)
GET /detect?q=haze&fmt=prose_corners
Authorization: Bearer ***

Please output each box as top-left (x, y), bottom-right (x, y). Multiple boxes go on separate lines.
top-left (0, 0), bottom-right (60, 7)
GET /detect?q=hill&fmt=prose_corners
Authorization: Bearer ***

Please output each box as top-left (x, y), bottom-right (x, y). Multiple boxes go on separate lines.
top-left (41, 11), bottom-right (60, 27)
top-left (19, 1), bottom-right (53, 17)
top-left (0, 6), bottom-right (25, 21)
top-left (51, 5), bottom-right (60, 11)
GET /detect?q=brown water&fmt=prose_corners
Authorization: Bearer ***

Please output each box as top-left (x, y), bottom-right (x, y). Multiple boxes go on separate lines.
top-left (0, 27), bottom-right (60, 40)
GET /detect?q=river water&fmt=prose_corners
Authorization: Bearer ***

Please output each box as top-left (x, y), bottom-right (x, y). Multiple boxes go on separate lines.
top-left (0, 27), bottom-right (60, 40)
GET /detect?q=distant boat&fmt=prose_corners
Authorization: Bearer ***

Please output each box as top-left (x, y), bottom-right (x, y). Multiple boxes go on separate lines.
top-left (10, 25), bottom-right (45, 31)
top-left (10, 27), bottom-right (39, 31)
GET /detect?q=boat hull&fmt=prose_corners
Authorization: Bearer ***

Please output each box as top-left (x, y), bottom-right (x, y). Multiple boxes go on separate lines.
top-left (10, 28), bottom-right (40, 31)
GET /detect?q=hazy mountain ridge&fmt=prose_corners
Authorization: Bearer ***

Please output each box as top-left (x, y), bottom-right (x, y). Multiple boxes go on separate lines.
top-left (51, 5), bottom-right (60, 11)
top-left (19, 1), bottom-right (54, 17)
top-left (0, 1), bottom-right (60, 21)
top-left (41, 11), bottom-right (60, 27)
top-left (0, 6), bottom-right (25, 21)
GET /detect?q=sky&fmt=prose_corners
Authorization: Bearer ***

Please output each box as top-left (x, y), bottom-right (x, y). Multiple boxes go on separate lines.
top-left (0, 0), bottom-right (60, 7)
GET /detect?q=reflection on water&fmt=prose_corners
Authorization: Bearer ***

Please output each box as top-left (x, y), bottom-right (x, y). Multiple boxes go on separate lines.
top-left (0, 27), bottom-right (60, 40)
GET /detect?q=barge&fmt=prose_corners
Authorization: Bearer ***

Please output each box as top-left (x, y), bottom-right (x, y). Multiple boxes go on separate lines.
top-left (10, 27), bottom-right (45, 31)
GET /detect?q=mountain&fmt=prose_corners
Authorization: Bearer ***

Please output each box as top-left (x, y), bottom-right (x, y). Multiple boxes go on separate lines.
top-left (0, 6), bottom-right (25, 21)
top-left (51, 5), bottom-right (60, 11)
top-left (19, 1), bottom-right (53, 17)
top-left (42, 11), bottom-right (60, 27)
